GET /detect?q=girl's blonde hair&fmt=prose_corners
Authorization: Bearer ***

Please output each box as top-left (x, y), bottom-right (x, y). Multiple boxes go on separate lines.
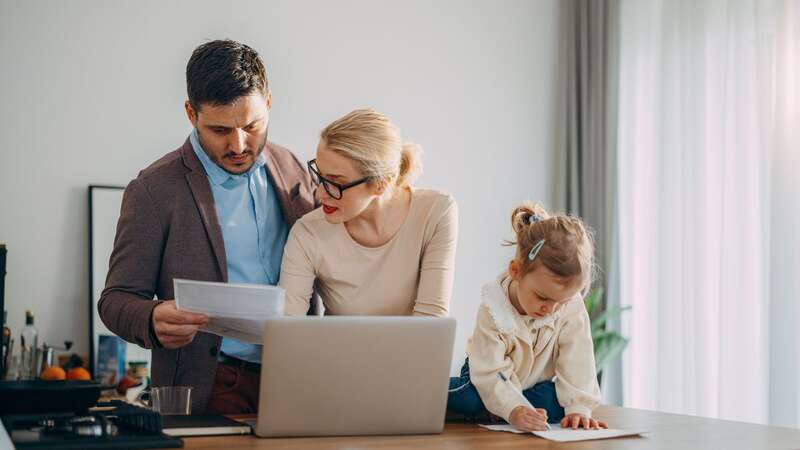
top-left (320, 108), bottom-right (422, 189)
top-left (506, 202), bottom-right (596, 294)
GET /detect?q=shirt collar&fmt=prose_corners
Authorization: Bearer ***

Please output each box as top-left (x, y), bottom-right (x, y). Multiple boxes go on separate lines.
top-left (190, 128), bottom-right (267, 186)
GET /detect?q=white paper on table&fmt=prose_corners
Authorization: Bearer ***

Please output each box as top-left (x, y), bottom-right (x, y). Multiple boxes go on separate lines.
top-left (479, 424), bottom-right (648, 442)
top-left (174, 279), bottom-right (285, 344)
top-left (0, 418), bottom-right (13, 450)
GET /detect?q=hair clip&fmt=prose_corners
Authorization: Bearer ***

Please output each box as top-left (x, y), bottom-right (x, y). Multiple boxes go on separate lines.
top-left (529, 214), bottom-right (543, 224)
top-left (528, 239), bottom-right (546, 261)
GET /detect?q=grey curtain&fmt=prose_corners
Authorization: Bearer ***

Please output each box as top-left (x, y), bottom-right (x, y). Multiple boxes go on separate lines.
top-left (562, 0), bottom-right (622, 404)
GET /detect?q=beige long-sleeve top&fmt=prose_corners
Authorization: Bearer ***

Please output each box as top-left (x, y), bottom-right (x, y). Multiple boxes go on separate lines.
top-left (466, 274), bottom-right (601, 422)
top-left (279, 188), bottom-right (458, 317)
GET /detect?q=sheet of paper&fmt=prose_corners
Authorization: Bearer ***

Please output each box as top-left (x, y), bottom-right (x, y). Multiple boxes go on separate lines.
top-left (174, 279), bottom-right (285, 344)
top-left (479, 424), bottom-right (648, 442)
top-left (0, 418), bottom-right (12, 450)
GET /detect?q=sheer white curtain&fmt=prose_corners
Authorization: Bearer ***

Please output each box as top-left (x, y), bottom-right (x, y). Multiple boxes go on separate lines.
top-left (617, 0), bottom-right (799, 425)
top-left (767, 0), bottom-right (800, 428)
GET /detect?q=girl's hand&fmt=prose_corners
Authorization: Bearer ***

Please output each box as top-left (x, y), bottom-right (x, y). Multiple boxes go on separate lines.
top-left (559, 413), bottom-right (608, 430)
top-left (509, 406), bottom-right (549, 431)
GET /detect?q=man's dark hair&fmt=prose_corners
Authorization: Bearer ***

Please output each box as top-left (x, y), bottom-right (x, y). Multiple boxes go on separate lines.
top-left (186, 39), bottom-right (268, 112)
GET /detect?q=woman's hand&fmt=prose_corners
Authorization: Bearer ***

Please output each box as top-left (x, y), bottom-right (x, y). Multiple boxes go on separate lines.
top-left (509, 406), bottom-right (549, 431)
top-left (559, 413), bottom-right (608, 430)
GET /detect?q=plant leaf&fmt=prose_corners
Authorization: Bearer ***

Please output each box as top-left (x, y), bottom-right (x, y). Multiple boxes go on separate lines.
top-left (591, 306), bottom-right (633, 333)
top-left (594, 333), bottom-right (629, 374)
top-left (583, 287), bottom-right (604, 317)
top-left (583, 286), bottom-right (632, 374)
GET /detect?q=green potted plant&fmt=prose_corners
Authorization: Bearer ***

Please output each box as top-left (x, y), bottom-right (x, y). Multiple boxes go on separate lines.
top-left (584, 287), bottom-right (630, 378)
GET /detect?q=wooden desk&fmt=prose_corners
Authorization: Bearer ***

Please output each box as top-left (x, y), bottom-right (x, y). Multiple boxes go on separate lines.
top-left (178, 405), bottom-right (800, 449)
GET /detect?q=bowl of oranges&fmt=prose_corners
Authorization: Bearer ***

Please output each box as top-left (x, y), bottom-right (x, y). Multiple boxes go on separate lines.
top-left (0, 366), bottom-right (110, 414)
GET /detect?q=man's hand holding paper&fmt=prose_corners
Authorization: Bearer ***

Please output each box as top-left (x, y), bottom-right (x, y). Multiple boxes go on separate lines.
top-left (174, 279), bottom-right (286, 344)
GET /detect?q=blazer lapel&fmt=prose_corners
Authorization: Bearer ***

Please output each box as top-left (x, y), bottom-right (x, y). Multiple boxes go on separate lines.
top-left (181, 141), bottom-right (228, 282)
top-left (264, 143), bottom-right (299, 226)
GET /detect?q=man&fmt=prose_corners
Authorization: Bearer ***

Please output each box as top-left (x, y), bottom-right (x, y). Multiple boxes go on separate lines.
top-left (99, 40), bottom-right (315, 414)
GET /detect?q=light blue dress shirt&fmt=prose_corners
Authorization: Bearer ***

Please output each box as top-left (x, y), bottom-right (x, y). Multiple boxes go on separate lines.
top-left (190, 129), bottom-right (288, 363)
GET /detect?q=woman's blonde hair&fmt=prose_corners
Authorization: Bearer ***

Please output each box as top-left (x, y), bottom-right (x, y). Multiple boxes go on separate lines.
top-left (506, 202), bottom-right (596, 294)
top-left (320, 108), bottom-right (422, 189)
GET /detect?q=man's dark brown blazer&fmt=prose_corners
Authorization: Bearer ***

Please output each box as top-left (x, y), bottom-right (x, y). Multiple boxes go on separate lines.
top-left (98, 138), bottom-right (315, 412)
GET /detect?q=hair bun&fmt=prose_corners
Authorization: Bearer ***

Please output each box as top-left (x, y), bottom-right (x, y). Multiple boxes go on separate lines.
top-left (397, 142), bottom-right (423, 187)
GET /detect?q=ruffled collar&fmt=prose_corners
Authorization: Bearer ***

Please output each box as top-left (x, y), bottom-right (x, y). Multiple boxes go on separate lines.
top-left (480, 272), bottom-right (561, 333)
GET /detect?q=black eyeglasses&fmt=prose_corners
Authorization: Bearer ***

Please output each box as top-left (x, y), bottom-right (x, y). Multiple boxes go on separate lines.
top-left (307, 159), bottom-right (373, 200)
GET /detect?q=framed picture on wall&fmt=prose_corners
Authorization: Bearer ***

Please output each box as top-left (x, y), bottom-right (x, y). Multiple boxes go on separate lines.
top-left (88, 185), bottom-right (151, 385)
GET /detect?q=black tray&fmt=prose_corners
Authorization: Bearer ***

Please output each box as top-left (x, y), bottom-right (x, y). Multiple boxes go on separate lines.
top-left (0, 380), bottom-right (111, 414)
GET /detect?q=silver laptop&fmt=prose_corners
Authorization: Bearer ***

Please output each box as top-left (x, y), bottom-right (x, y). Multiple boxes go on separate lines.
top-left (255, 316), bottom-right (456, 437)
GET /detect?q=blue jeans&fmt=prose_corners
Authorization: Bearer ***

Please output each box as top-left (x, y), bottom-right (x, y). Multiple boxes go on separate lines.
top-left (447, 359), bottom-right (565, 423)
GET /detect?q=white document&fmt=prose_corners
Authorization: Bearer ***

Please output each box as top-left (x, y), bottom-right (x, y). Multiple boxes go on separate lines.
top-left (174, 279), bottom-right (285, 344)
top-left (479, 424), bottom-right (648, 442)
top-left (0, 417), bottom-right (13, 450)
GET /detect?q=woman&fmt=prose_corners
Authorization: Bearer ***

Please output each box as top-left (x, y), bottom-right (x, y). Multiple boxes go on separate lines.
top-left (279, 108), bottom-right (458, 316)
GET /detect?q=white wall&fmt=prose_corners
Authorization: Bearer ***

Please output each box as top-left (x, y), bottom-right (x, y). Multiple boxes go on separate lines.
top-left (0, 0), bottom-right (564, 373)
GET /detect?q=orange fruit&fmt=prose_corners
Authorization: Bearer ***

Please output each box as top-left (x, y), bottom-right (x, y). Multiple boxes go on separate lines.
top-left (66, 367), bottom-right (92, 381)
top-left (41, 366), bottom-right (66, 380)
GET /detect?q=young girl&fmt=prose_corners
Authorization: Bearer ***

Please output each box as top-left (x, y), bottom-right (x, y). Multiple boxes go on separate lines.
top-left (447, 202), bottom-right (607, 431)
